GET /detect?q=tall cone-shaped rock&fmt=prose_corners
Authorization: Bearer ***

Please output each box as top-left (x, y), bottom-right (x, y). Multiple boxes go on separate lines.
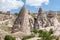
top-left (12, 6), bottom-right (31, 35)
top-left (37, 7), bottom-right (44, 20)
top-left (38, 8), bottom-right (44, 27)
top-left (35, 8), bottom-right (44, 29)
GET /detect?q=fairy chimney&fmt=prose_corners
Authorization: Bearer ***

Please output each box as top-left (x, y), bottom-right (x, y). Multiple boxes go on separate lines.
top-left (37, 7), bottom-right (44, 20)
top-left (34, 8), bottom-right (44, 29)
top-left (12, 6), bottom-right (31, 35)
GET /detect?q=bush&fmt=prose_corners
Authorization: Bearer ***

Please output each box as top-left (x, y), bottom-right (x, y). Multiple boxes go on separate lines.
top-left (31, 29), bottom-right (38, 34)
top-left (38, 29), bottom-right (54, 40)
top-left (49, 29), bottom-right (53, 34)
top-left (4, 35), bottom-right (16, 40)
top-left (22, 29), bottom-right (57, 40)
top-left (22, 34), bottom-right (35, 40)
top-left (38, 30), bottom-right (43, 34)
top-left (56, 37), bottom-right (59, 40)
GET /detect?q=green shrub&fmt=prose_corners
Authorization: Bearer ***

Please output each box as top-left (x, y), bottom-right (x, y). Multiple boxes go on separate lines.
top-left (31, 29), bottom-right (38, 34)
top-left (49, 29), bottom-right (53, 34)
top-left (22, 34), bottom-right (35, 40)
top-left (56, 37), bottom-right (59, 40)
top-left (4, 35), bottom-right (16, 40)
top-left (22, 29), bottom-right (55, 40)
top-left (38, 29), bottom-right (54, 40)
top-left (38, 30), bottom-right (43, 34)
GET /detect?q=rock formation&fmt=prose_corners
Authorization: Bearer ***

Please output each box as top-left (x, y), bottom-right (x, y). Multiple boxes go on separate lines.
top-left (11, 7), bottom-right (60, 36)
top-left (35, 8), bottom-right (43, 29)
top-left (12, 6), bottom-right (34, 35)
top-left (28, 12), bottom-right (34, 31)
top-left (35, 8), bottom-right (46, 30)
top-left (34, 8), bottom-right (60, 31)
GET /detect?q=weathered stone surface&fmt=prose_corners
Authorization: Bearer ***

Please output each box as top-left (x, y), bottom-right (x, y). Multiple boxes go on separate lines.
top-left (12, 6), bottom-right (34, 35)
top-left (37, 8), bottom-right (44, 29)
top-left (35, 8), bottom-right (47, 29)
top-left (29, 13), bottom-right (34, 30)
top-left (46, 11), bottom-right (56, 27)
top-left (11, 7), bottom-right (60, 36)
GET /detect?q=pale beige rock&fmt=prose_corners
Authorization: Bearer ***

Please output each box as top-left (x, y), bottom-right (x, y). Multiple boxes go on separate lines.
top-left (12, 6), bottom-right (34, 35)
top-left (16, 37), bottom-right (21, 40)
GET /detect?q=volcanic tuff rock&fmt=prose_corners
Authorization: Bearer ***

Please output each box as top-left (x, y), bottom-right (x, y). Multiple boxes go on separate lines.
top-left (34, 8), bottom-right (60, 36)
top-left (12, 6), bottom-right (34, 35)
top-left (0, 7), bottom-right (60, 40)
top-left (11, 6), bottom-right (60, 36)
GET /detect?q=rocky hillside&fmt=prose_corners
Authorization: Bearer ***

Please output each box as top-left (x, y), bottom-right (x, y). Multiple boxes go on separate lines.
top-left (0, 12), bottom-right (60, 40)
top-left (0, 13), bottom-right (60, 33)
top-left (0, 13), bottom-right (17, 33)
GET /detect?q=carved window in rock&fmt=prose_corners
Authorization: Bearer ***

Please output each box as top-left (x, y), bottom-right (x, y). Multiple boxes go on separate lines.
top-left (20, 21), bottom-right (22, 25)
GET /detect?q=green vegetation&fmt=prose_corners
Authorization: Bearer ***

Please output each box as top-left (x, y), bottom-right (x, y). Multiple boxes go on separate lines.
top-left (4, 35), bottom-right (16, 40)
top-left (38, 29), bottom-right (53, 40)
top-left (31, 29), bottom-right (38, 34)
top-left (22, 29), bottom-right (59, 40)
top-left (22, 34), bottom-right (35, 40)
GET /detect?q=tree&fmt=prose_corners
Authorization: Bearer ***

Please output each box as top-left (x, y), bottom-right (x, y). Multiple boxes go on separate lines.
top-left (4, 35), bottom-right (16, 40)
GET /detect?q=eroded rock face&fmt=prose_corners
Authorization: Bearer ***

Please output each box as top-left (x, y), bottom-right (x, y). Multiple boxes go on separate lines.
top-left (37, 8), bottom-right (44, 29)
top-left (46, 11), bottom-right (55, 26)
top-left (12, 7), bottom-right (60, 36)
top-left (35, 8), bottom-right (60, 31)
top-left (35, 8), bottom-right (47, 29)
top-left (29, 14), bottom-right (34, 31)
top-left (12, 6), bottom-right (34, 35)
top-left (12, 6), bottom-right (25, 33)
top-left (53, 17), bottom-right (60, 36)
top-left (37, 11), bottom-right (60, 36)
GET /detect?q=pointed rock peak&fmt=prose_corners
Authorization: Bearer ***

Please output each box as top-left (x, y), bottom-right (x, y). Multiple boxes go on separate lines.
top-left (20, 6), bottom-right (26, 12)
top-left (38, 7), bottom-right (44, 14)
top-left (22, 6), bottom-right (26, 10)
top-left (19, 5), bottom-right (29, 15)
